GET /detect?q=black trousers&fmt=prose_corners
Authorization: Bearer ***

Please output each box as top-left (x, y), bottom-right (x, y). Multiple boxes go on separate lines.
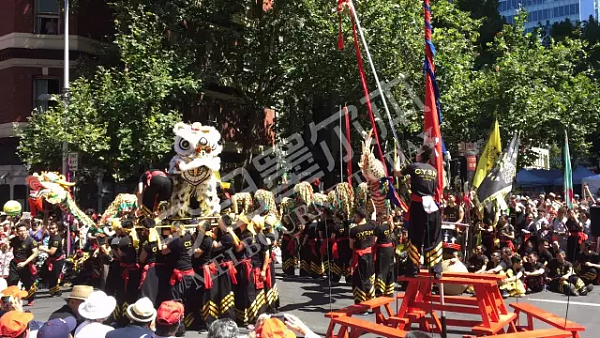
top-left (139, 265), bottom-right (160, 306)
top-left (352, 252), bottom-right (375, 304)
top-left (7, 260), bottom-right (37, 301)
top-left (171, 274), bottom-right (198, 330)
top-left (375, 246), bottom-right (396, 296)
top-left (217, 262), bottom-right (236, 320)
top-left (45, 259), bottom-right (65, 295)
top-left (234, 261), bottom-right (257, 325)
top-left (407, 201), bottom-right (442, 276)
top-left (331, 239), bottom-right (351, 282)
top-left (281, 235), bottom-right (298, 276)
top-left (142, 175), bottom-right (173, 213)
top-left (115, 268), bottom-right (140, 327)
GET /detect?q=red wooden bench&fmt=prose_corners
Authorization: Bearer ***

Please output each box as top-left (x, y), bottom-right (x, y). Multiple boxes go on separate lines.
top-left (509, 303), bottom-right (585, 338)
top-left (331, 316), bottom-right (407, 338)
top-left (462, 328), bottom-right (572, 338)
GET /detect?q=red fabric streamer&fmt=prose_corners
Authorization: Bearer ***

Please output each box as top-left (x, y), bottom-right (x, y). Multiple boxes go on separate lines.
top-left (338, 0), bottom-right (388, 177)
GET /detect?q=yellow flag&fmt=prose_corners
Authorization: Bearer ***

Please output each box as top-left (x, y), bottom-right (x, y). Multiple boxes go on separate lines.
top-left (473, 120), bottom-right (501, 188)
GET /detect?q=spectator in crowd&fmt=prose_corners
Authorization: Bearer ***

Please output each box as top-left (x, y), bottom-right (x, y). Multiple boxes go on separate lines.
top-left (49, 285), bottom-right (93, 332)
top-left (537, 239), bottom-right (554, 265)
top-left (0, 310), bottom-right (34, 338)
top-left (106, 297), bottom-right (155, 338)
top-left (74, 291), bottom-right (116, 338)
top-left (153, 301), bottom-right (184, 338)
top-left (37, 316), bottom-right (77, 338)
top-left (575, 242), bottom-right (600, 286)
top-left (499, 255), bottom-right (526, 298)
top-left (523, 252), bottom-right (545, 293)
top-left (546, 250), bottom-right (593, 296)
top-left (467, 245), bottom-right (488, 273)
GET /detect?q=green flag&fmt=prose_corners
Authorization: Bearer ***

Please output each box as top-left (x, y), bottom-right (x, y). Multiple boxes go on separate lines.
top-left (564, 130), bottom-right (574, 209)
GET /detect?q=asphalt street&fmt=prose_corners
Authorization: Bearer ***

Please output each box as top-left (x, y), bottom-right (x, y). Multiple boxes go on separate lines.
top-left (27, 269), bottom-right (600, 338)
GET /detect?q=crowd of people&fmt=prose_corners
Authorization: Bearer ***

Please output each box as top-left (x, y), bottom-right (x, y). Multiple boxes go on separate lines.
top-left (0, 282), bottom-right (319, 338)
top-left (1, 170), bottom-right (600, 337)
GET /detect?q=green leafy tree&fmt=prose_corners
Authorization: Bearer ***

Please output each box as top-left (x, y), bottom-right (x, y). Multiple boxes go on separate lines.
top-left (18, 9), bottom-right (199, 180)
top-left (441, 11), bottom-right (600, 166)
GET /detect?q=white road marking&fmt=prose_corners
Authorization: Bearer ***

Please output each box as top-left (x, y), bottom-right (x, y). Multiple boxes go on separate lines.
top-left (526, 298), bottom-right (600, 307)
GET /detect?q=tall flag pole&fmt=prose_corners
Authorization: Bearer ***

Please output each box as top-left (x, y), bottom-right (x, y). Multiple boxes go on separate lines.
top-left (423, 0), bottom-right (444, 204)
top-left (564, 130), bottom-right (574, 210)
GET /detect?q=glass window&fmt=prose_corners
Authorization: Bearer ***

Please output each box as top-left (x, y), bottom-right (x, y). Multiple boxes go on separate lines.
top-left (34, 79), bottom-right (61, 112)
top-left (554, 7), bottom-right (559, 18)
top-left (571, 4), bottom-right (578, 14)
top-left (35, 0), bottom-right (60, 34)
top-left (559, 5), bottom-right (564, 16)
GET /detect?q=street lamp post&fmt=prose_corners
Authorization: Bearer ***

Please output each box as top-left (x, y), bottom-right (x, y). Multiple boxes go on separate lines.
top-left (63, 0), bottom-right (70, 257)
top-left (62, 0), bottom-right (69, 178)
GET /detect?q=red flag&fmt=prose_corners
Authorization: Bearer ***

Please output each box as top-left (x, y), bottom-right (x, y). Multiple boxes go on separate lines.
top-left (423, 0), bottom-right (444, 203)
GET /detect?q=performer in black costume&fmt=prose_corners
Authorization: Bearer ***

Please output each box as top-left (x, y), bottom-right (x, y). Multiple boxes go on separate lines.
top-left (349, 208), bottom-right (376, 304)
top-left (280, 215), bottom-right (299, 277)
top-left (162, 225), bottom-right (195, 332)
top-left (212, 215), bottom-right (238, 321)
top-left (138, 217), bottom-right (160, 306)
top-left (7, 222), bottom-right (39, 305)
top-left (39, 221), bottom-right (65, 296)
top-left (232, 215), bottom-right (257, 327)
top-left (329, 214), bottom-right (351, 284)
top-left (115, 222), bottom-right (140, 327)
top-left (263, 217), bottom-right (280, 313)
top-left (374, 219), bottom-right (396, 296)
top-left (395, 145), bottom-right (443, 278)
top-left (137, 169), bottom-right (173, 216)
top-left (193, 221), bottom-right (218, 331)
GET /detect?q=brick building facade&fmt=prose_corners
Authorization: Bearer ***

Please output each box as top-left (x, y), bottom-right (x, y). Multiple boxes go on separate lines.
top-left (0, 0), bottom-right (113, 208)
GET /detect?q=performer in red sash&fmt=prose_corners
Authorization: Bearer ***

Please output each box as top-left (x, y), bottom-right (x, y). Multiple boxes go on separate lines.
top-left (232, 215), bottom-right (258, 328)
top-left (162, 224), bottom-right (195, 334)
top-left (280, 215), bottom-right (299, 277)
top-left (263, 215), bottom-right (279, 313)
top-left (374, 218), bottom-right (396, 296)
top-left (38, 221), bottom-right (65, 296)
top-left (330, 215), bottom-right (351, 284)
top-left (193, 221), bottom-right (218, 332)
top-left (138, 217), bottom-right (160, 306)
top-left (7, 222), bottom-right (39, 306)
top-left (115, 224), bottom-right (140, 327)
top-left (349, 208), bottom-right (376, 304)
top-left (212, 215), bottom-right (238, 321)
top-left (395, 145), bottom-right (443, 278)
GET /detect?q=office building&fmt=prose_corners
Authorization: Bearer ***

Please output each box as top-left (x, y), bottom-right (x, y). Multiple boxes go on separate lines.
top-left (499, 0), bottom-right (600, 31)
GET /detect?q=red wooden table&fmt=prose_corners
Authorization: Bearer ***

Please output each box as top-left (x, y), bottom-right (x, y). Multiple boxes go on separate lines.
top-left (394, 272), bottom-right (517, 336)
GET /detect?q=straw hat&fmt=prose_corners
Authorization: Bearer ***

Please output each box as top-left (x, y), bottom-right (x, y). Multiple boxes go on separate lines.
top-left (65, 285), bottom-right (93, 301)
top-left (126, 297), bottom-right (157, 323)
top-left (78, 291), bottom-right (116, 320)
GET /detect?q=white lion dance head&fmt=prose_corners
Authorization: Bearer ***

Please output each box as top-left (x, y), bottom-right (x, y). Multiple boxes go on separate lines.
top-left (169, 122), bottom-right (223, 218)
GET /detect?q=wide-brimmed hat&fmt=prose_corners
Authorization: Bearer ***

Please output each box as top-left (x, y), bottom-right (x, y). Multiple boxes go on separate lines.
top-left (65, 285), bottom-right (93, 301)
top-left (126, 297), bottom-right (156, 323)
top-left (78, 291), bottom-right (116, 320)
